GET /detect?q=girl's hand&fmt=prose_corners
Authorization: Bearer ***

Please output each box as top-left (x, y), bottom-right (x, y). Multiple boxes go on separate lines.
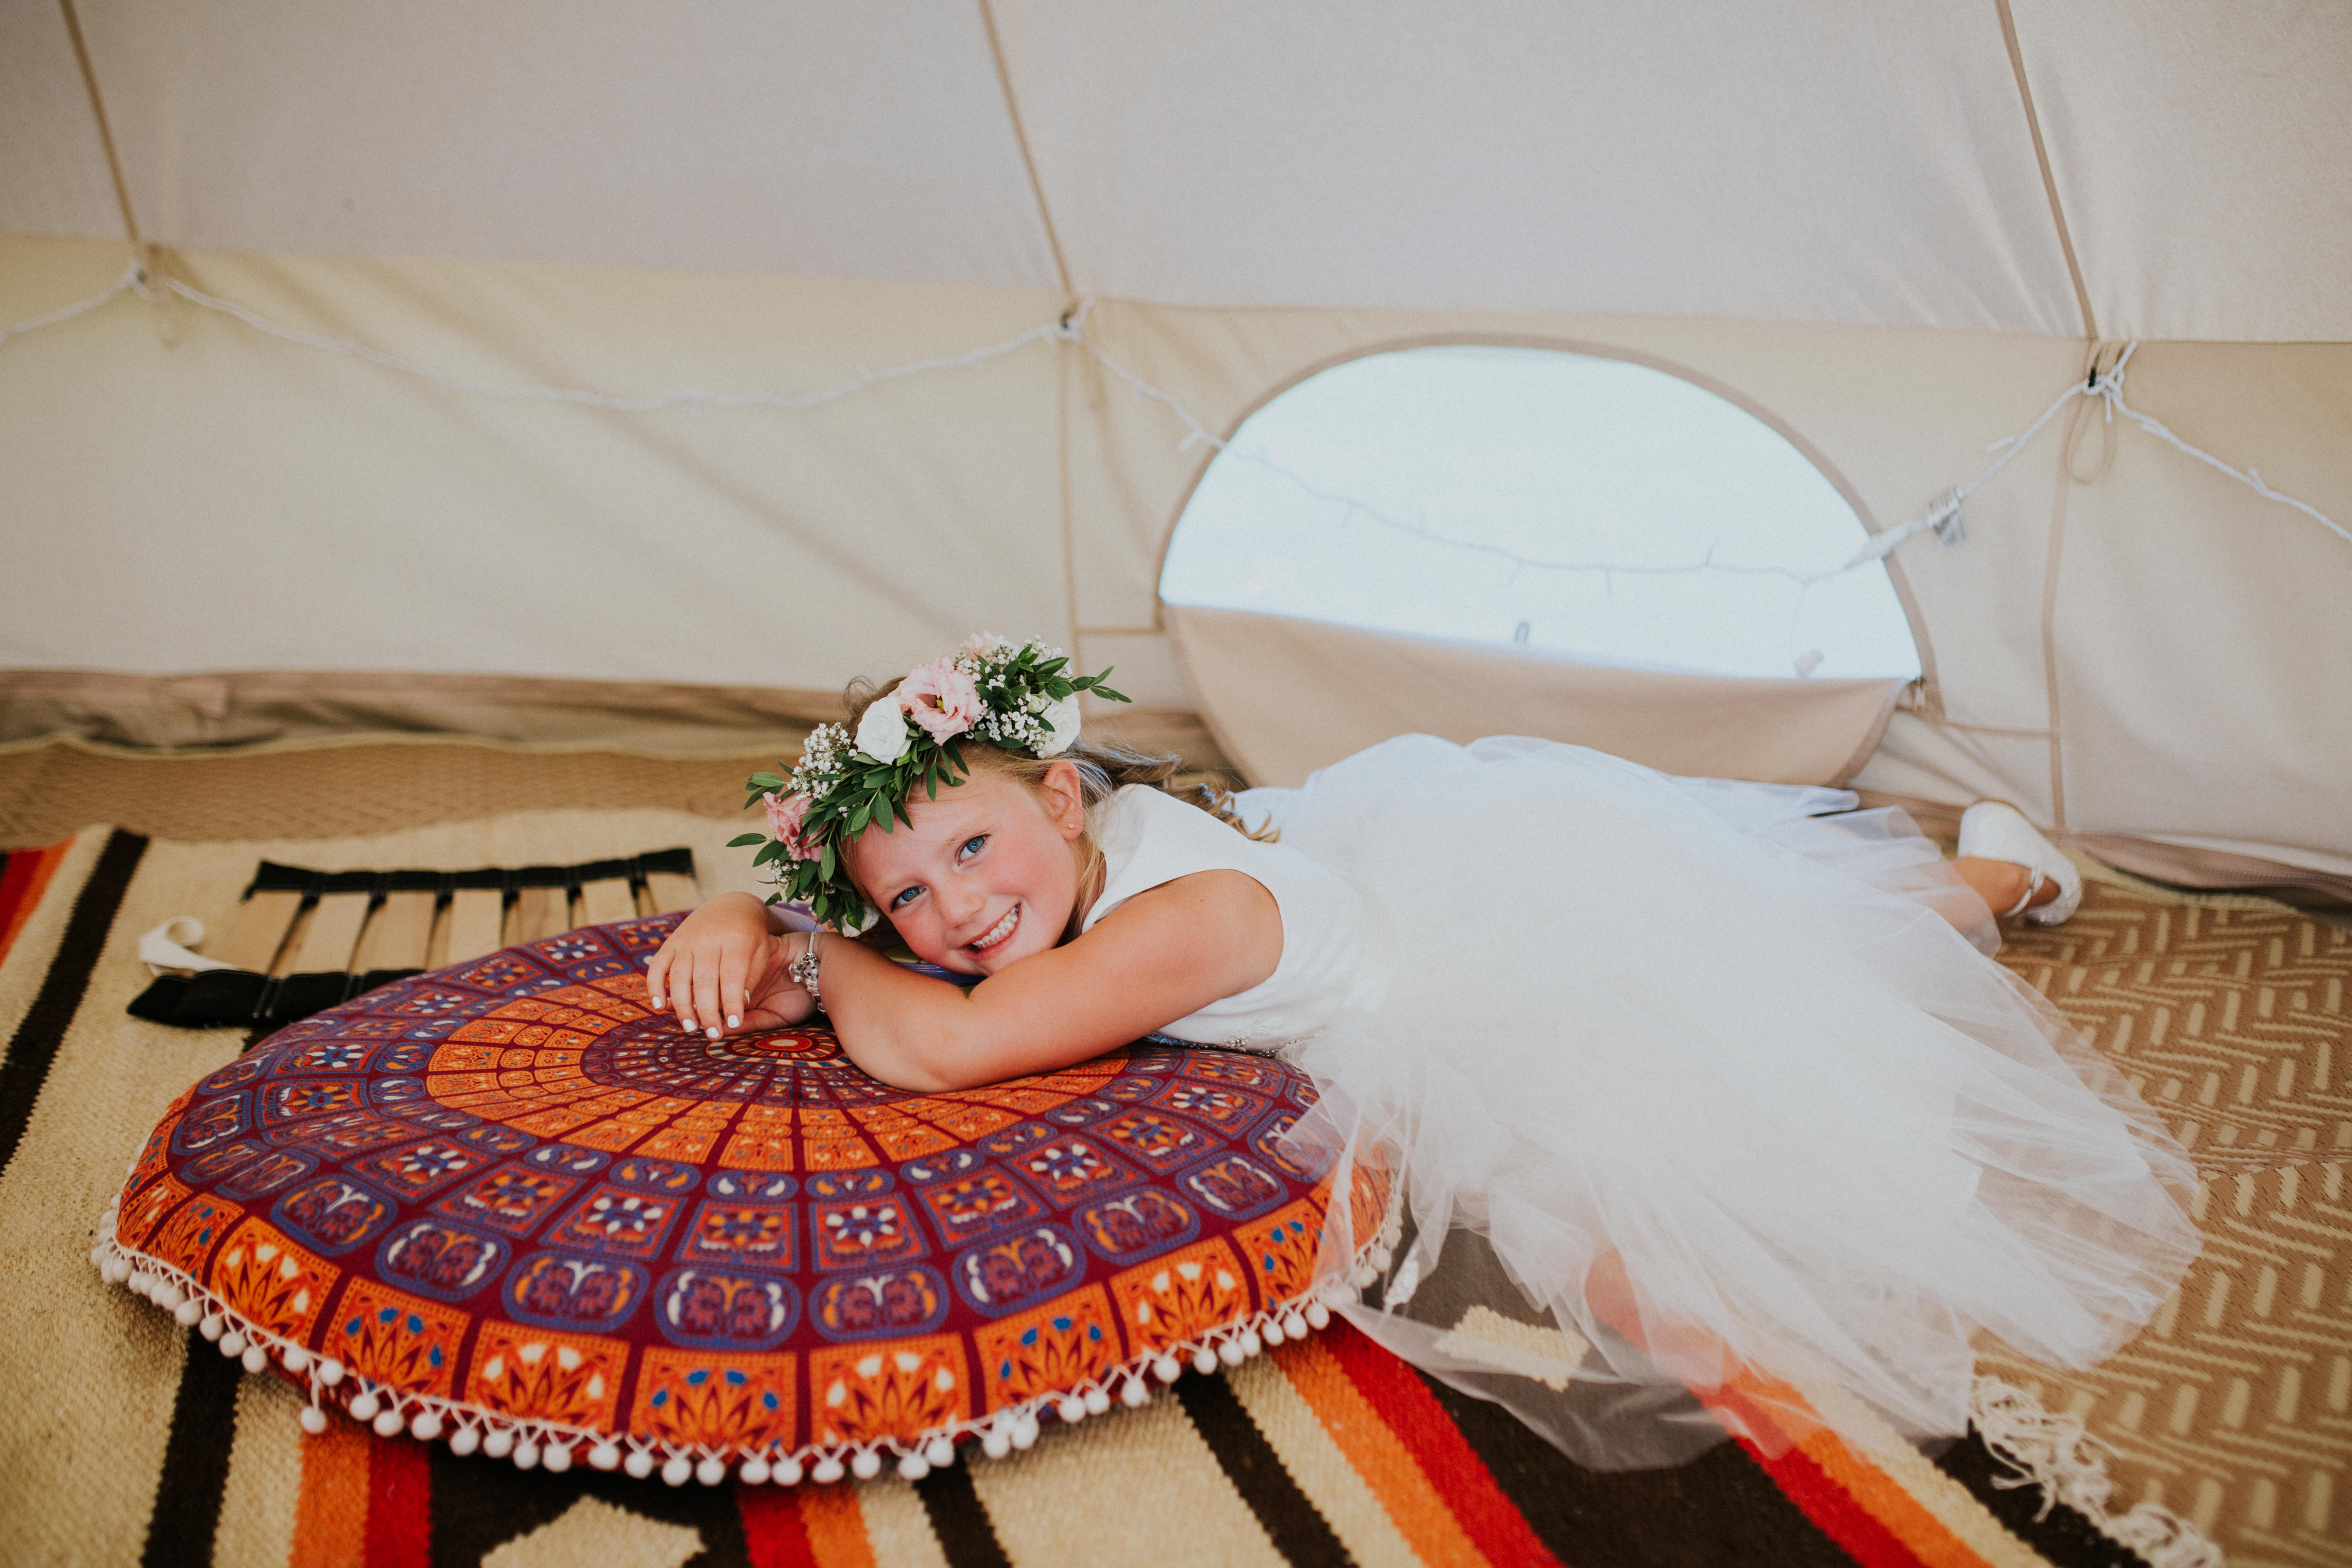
top-left (645, 892), bottom-right (818, 1039)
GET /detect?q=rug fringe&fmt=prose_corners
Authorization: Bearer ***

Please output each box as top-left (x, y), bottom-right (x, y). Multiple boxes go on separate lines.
top-left (1970, 1376), bottom-right (2224, 1568)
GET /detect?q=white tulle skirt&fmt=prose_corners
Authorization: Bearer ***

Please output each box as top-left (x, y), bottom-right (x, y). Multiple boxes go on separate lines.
top-left (1241, 735), bottom-right (2199, 1469)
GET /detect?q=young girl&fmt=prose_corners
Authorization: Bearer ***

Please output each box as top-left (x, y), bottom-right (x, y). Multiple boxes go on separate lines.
top-left (650, 635), bottom-right (2198, 1469)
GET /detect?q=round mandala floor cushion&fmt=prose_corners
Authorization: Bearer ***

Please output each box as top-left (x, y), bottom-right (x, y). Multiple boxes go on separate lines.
top-left (95, 913), bottom-right (1391, 1485)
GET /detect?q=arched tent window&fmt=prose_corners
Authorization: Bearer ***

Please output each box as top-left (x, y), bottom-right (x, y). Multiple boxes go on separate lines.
top-left (1161, 346), bottom-right (1920, 682)
top-left (1159, 345), bottom-right (1924, 788)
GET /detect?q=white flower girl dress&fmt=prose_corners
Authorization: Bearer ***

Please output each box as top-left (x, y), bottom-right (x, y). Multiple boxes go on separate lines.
top-left (1078, 733), bottom-right (2199, 1469)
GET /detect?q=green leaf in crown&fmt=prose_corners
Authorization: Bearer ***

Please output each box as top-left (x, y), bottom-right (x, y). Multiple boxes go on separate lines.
top-left (741, 635), bottom-right (1128, 933)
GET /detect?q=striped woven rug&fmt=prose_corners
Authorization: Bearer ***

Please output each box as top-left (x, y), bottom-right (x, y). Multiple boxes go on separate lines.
top-left (5, 819), bottom-right (2342, 1568)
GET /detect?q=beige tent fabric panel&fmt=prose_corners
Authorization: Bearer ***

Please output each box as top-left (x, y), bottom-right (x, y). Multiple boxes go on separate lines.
top-left (1171, 606), bottom-right (1906, 790)
top-left (2050, 342), bottom-right (2352, 860)
top-left (2014, 0), bottom-right (2352, 342)
top-left (27, 0), bottom-right (1061, 290)
top-left (1074, 300), bottom-right (2084, 733)
top-left (0, 236), bottom-right (1072, 693)
top-left (1849, 713), bottom-right (2058, 827)
top-left (0, 1), bottom-right (124, 244)
top-left (995, 0), bottom-right (2080, 331)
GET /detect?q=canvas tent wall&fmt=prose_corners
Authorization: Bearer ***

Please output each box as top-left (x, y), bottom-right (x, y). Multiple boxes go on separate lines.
top-left (2, 1), bottom-right (2347, 882)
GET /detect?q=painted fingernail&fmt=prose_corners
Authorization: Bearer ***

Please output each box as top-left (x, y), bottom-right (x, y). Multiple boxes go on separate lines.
top-left (727, 1015), bottom-right (740, 1029)
top-left (707, 1026), bottom-right (721, 1040)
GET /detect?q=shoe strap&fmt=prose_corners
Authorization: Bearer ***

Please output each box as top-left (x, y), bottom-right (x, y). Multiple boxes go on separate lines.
top-left (2002, 867), bottom-right (2045, 919)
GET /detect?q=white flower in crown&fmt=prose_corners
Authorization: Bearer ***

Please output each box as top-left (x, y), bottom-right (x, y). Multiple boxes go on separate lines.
top-left (1035, 693), bottom-right (1084, 756)
top-left (854, 694), bottom-right (913, 763)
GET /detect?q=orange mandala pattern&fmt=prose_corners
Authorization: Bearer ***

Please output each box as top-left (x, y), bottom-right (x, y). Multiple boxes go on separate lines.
top-left (108, 913), bottom-right (1371, 1469)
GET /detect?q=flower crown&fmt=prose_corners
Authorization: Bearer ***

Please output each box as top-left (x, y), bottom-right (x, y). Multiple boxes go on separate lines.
top-left (734, 635), bottom-right (1129, 932)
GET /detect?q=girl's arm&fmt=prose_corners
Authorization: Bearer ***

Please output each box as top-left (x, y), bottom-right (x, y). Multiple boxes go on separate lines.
top-left (817, 869), bottom-right (1282, 1091)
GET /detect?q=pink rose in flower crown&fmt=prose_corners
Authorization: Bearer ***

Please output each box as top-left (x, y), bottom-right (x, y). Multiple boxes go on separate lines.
top-left (763, 790), bottom-right (820, 861)
top-left (897, 657), bottom-right (983, 743)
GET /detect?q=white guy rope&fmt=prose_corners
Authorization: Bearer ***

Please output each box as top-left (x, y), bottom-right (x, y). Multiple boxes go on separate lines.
top-left (3, 262), bottom-right (2344, 571)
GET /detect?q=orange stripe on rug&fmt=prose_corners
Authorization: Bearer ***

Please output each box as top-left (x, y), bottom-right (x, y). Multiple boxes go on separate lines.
top-left (793, 1485), bottom-right (880, 1568)
top-left (1272, 1332), bottom-right (1497, 1568)
top-left (289, 1419), bottom-right (373, 1568)
top-left (0, 840), bottom-right (69, 966)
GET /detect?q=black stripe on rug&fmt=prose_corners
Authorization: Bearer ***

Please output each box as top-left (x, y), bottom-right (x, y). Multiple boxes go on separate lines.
top-left (1178, 1372), bottom-right (1354, 1568)
top-left (913, 1459), bottom-right (1015, 1568)
top-left (139, 1327), bottom-right (245, 1568)
top-left (0, 828), bottom-right (146, 1177)
top-left (425, 1445), bottom-right (757, 1568)
top-left (1416, 1368), bottom-right (1856, 1568)
top-left (1936, 1432), bottom-right (2148, 1568)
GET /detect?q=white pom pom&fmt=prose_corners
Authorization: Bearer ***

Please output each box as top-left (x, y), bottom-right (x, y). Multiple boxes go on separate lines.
top-left (850, 1450), bottom-right (882, 1480)
top-left (512, 1439), bottom-right (540, 1471)
top-left (481, 1427), bottom-right (514, 1460)
top-left (896, 1453), bottom-right (929, 1481)
top-left (157, 1284), bottom-right (184, 1311)
top-left (623, 1449), bottom-right (654, 1479)
top-left (449, 1425), bottom-right (481, 1457)
top-left (1082, 1386), bottom-right (1111, 1416)
top-left (347, 1390), bottom-right (379, 1422)
top-left (299, 1405), bottom-right (329, 1435)
top-left (981, 1427), bottom-right (1012, 1460)
top-left (696, 1456), bottom-right (727, 1487)
top-left (739, 1456), bottom-right (771, 1485)
top-left (1121, 1378), bottom-right (1150, 1408)
top-left (1192, 1347), bottom-right (1219, 1375)
top-left (219, 1331), bottom-right (248, 1358)
top-left (1281, 1311), bottom-right (1307, 1338)
top-left (1153, 1356), bottom-right (1181, 1383)
top-left (410, 1412), bottom-right (442, 1442)
top-left (1218, 1338), bottom-right (1246, 1367)
top-left (1260, 1320), bottom-right (1285, 1347)
top-left (1371, 1246), bottom-right (1393, 1272)
top-left (1304, 1301), bottom-right (1330, 1330)
top-left (199, 1314), bottom-right (225, 1341)
top-left (243, 1344), bottom-right (270, 1375)
top-left (924, 1437), bottom-right (955, 1468)
top-left (173, 1299), bottom-right (203, 1327)
top-left (1010, 1414), bottom-right (1040, 1451)
top-left (318, 1359), bottom-right (345, 1387)
top-left (812, 1457), bottom-right (845, 1484)
top-left (103, 1257), bottom-right (131, 1286)
top-left (281, 1347), bottom-right (310, 1374)
top-left (1238, 1328), bottom-right (1263, 1357)
top-left (1055, 1395), bottom-right (1085, 1426)
top-left (661, 1454), bottom-right (692, 1487)
top-left (541, 1442), bottom-right (571, 1473)
top-left (1351, 1264), bottom-right (1376, 1288)
top-left (589, 1443), bottom-right (621, 1472)
top-left (374, 1408), bottom-right (406, 1439)
top-left (772, 1457), bottom-right (803, 1486)
top-left (90, 1246), bottom-right (106, 1271)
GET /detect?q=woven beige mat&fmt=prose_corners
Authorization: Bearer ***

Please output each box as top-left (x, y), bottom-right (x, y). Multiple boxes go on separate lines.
top-left (1979, 883), bottom-right (2352, 1567)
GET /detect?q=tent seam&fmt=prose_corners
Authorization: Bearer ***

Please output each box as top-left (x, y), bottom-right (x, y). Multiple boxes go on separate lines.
top-left (1993, 0), bottom-right (2099, 341)
top-left (977, 0), bottom-right (1075, 302)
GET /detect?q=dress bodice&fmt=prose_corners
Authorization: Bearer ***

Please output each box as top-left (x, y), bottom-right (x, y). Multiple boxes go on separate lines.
top-left (1080, 785), bottom-right (1374, 1052)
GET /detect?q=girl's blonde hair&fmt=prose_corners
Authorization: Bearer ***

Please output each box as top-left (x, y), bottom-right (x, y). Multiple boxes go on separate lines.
top-left (842, 677), bottom-right (1273, 863)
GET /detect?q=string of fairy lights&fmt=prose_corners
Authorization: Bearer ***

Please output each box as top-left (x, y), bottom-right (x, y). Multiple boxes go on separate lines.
top-left (4, 257), bottom-right (2345, 606)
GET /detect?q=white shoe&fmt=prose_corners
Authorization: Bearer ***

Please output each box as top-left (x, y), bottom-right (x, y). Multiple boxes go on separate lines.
top-left (1958, 802), bottom-right (2081, 925)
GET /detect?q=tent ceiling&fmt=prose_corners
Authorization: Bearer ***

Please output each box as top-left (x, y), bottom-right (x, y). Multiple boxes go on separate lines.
top-left (4, 2), bottom-right (2345, 340)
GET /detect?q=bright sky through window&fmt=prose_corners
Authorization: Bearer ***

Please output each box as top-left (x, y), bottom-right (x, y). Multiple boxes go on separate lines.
top-left (1159, 346), bottom-right (1922, 682)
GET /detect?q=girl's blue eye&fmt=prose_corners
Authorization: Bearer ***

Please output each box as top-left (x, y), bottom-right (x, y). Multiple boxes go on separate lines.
top-left (890, 886), bottom-right (923, 911)
top-left (959, 835), bottom-right (987, 860)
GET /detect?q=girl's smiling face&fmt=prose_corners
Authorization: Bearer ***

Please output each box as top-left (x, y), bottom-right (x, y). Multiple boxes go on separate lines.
top-left (842, 762), bottom-right (1090, 976)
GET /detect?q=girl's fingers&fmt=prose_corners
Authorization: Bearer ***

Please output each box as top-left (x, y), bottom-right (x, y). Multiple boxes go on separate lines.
top-left (719, 946), bottom-right (750, 1032)
top-left (694, 949), bottom-right (731, 1040)
top-left (645, 944), bottom-right (672, 1010)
